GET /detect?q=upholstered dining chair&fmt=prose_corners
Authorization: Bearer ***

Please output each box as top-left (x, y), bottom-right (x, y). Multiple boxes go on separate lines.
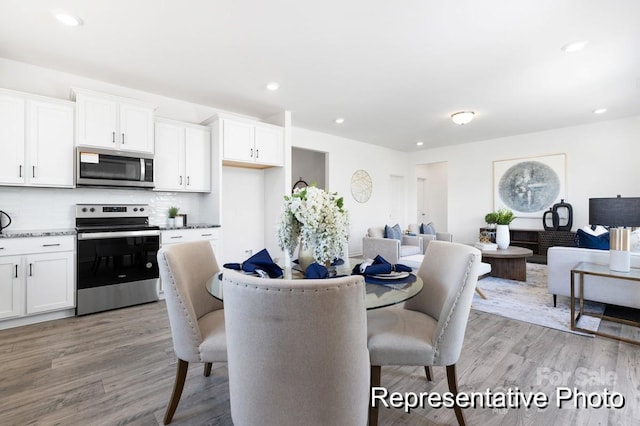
top-left (222, 271), bottom-right (370, 426)
top-left (157, 241), bottom-right (226, 425)
top-left (367, 241), bottom-right (481, 426)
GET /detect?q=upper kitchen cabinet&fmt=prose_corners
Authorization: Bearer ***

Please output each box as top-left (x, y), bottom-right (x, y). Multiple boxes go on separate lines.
top-left (154, 118), bottom-right (211, 192)
top-left (72, 88), bottom-right (156, 154)
top-left (0, 89), bottom-right (74, 188)
top-left (207, 116), bottom-right (284, 168)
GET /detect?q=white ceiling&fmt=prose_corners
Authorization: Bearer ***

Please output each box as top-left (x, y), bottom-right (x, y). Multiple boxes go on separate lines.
top-left (1, 0), bottom-right (639, 151)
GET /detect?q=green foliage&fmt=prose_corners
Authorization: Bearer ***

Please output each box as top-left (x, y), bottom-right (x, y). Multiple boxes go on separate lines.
top-left (168, 206), bottom-right (179, 218)
top-left (485, 208), bottom-right (515, 225)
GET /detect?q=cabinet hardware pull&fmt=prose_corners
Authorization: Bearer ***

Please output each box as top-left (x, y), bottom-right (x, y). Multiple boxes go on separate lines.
top-left (201, 233), bottom-right (213, 237)
top-left (42, 243), bottom-right (61, 247)
top-left (15, 265), bottom-right (18, 278)
top-left (112, 131), bottom-right (116, 143)
top-left (256, 149), bottom-right (259, 159)
top-left (29, 263), bottom-right (33, 276)
top-left (170, 236), bottom-right (183, 239)
top-left (122, 133), bottom-right (125, 144)
top-left (179, 176), bottom-right (182, 185)
top-left (19, 165), bottom-right (22, 177)
top-left (250, 148), bottom-right (253, 158)
top-left (187, 176), bottom-right (190, 185)
top-left (0, 247), bottom-right (4, 250)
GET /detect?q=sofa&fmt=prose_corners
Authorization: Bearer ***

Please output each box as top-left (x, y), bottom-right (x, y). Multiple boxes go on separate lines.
top-left (408, 223), bottom-right (453, 254)
top-left (362, 226), bottom-right (422, 265)
top-left (547, 246), bottom-right (640, 309)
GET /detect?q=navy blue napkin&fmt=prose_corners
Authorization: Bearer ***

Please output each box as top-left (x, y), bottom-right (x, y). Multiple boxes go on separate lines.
top-left (223, 249), bottom-right (283, 278)
top-left (305, 263), bottom-right (329, 279)
top-left (351, 255), bottom-right (412, 276)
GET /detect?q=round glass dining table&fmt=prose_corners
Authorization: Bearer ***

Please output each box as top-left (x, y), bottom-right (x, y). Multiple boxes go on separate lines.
top-left (206, 262), bottom-right (423, 310)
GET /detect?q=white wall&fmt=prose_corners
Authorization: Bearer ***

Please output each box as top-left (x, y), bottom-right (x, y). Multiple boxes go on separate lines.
top-left (292, 127), bottom-right (410, 256)
top-left (411, 115), bottom-right (640, 244)
top-left (415, 162), bottom-right (448, 232)
top-left (292, 147), bottom-right (325, 189)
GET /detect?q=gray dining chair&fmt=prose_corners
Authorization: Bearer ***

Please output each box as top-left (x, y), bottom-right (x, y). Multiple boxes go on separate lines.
top-left (367, 241), bottom-right (481, 426)
top-left (222, 270), bottom-right (370, 426)
top-left (157, 241), bottom-right (226, 425)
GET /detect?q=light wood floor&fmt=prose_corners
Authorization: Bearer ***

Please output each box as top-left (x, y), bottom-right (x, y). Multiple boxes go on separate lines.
top-left (1, 301), bottom-right (638, 426)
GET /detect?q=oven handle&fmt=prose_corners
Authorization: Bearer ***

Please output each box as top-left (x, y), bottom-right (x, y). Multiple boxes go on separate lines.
top-left (78, 230), bottom-right (161, 240)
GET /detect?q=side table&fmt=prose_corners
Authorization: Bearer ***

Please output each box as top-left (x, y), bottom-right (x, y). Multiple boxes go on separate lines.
top-left (570, 262), bottom-right (640, 346)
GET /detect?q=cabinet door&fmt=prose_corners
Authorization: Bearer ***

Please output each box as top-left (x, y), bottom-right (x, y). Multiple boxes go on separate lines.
top-left (119, 102), bottom-right (155, 153)
top-left (0, 94), bottom-right (26, 184)
top-left (0, 256), bottom-right (23, 319)
top-left (222, 120), bottom-right (254, 162)
top-left (254, 125), bottom-right (284, 166)
top-left (27, 100), bottom-right (75, 187)
top-left (76, 94), bottom-right (118, 148)
top-left (154, 121), bottom-right (185, 191)
top-left (184, 127), bottom-right (211, 192)
top-left (26, 252), bottom-right (75, 314)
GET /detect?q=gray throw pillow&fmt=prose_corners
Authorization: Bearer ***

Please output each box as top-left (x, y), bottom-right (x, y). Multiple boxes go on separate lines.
top-left (384, 224), bottom-right (402, 241)
top-left (420, 222), bottom-right (436, 235)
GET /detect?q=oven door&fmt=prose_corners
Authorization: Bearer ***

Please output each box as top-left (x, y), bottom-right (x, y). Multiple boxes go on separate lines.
top-left (77, 230), bottom-right (160, 290)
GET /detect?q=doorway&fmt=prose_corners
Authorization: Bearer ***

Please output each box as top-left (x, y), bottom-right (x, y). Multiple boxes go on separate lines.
top-left (415, 162), bottom-right (448, 230)
top-left (291, 147), bottom-right (326, 190)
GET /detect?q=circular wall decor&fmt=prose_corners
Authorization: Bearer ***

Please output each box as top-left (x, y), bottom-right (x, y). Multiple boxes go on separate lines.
top-left (498, 161), bottom-right (560, 212)
top-left (350, 170), bottom-right (372, 203)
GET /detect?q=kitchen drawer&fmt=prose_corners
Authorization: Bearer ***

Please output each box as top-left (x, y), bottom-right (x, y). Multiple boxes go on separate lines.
top-left (161, 228), bottom-right (220, 245)
top-left (0, 235), bottom-right (75, 256)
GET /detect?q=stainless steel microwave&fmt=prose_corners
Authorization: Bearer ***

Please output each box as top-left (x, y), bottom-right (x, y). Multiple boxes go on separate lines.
top-left (76, 147), bottom-right (154, 188)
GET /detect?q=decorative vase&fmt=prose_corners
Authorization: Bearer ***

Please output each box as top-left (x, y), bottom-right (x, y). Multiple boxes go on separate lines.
top-left (167, 217), bottom-right (175, 228)
top-left (297, 242), bottom-right (315, 271)
top-left (495, 224), bottom-right (510, 250)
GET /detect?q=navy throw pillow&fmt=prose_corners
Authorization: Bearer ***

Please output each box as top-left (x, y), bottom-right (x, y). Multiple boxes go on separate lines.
top-left (384, 224), bottom-right (402, 241)
top-left (576, 229), bottom-right (610, 250)
top-left (420, 222), bottom-right (436, 235)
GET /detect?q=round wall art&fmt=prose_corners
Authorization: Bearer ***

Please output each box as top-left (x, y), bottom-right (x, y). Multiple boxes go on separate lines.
top-left (498, 161), bottom-right (560, 213)
top-left (350, 170), bottom-right (372, 203)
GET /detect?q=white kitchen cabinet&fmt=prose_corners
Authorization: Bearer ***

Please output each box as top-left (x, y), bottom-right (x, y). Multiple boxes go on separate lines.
top-left (0, 235), bottom-right (75, 321)
top-left (0, 89), bottom-right (74, 188)
top-left (159, 228), bottom-right (221, 294)
top-left (73, 88), bottom-right (156, 153)
top-left (154, 119), bottom-right (211, 192)
top-left (219, 118), bottom-right (284, 168)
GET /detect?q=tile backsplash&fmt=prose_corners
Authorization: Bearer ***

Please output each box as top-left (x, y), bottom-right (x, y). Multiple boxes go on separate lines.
top-left (0, 186), bottom-right (205, 230)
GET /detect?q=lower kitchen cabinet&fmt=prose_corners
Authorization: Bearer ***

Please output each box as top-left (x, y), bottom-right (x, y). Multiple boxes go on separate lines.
top-left (0, 235), bottom-right (75, 320)
top-left (159, 228), bottom-right (221, 294)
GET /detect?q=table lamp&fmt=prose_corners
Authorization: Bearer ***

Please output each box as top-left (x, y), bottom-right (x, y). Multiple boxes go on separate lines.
top-left (589, 196), bottom-right (640, 272)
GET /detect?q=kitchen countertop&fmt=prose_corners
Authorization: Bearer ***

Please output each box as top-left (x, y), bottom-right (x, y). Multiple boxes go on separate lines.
top-left (158, 223), bottom-right (221, 231)
top-left (0, 229), bottom-right (77, 238)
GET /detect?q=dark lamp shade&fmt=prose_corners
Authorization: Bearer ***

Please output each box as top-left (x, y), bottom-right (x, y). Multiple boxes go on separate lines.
top-left (589, 197), bottom-right (640, 227)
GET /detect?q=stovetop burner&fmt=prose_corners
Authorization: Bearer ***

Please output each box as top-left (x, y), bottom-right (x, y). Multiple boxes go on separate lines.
top-left (75, 203), bottom-right (157, 233)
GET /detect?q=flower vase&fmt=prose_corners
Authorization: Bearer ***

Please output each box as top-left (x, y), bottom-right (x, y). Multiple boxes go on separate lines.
top-left (297, 242), bottom-right (315, 271)
top-left (496, 224), bottom-right (510, 250)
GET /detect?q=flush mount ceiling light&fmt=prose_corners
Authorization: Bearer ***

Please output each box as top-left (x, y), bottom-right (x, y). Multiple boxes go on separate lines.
top-left (561, 40), bottom-right (588, 53)
top-left (450, 111), bottom-right (475, 125)
top-left (334, 118), bottom-right (345, 124)
top-left (266, 82), bottom-right (280, 91)
top-left (53, 10), bottom-right (84, 26)
top-left (416, 141), bottom-right (424, 146)
top-left (593, 108), bottom-right (607, 114)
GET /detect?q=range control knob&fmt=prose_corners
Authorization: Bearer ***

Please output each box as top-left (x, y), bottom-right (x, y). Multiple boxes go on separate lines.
top-left (81, 207), bottom-right (87, 213)
top-left (140, 207), bottom-right (145, 212)
top-left (133, 208), bottom-right (138, 212)
top-left (89, 207), bottom-right (95, 212)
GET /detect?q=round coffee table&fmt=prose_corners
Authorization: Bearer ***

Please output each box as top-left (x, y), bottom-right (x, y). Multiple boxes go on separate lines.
top-left (479, 246), bottom-right (533, 281)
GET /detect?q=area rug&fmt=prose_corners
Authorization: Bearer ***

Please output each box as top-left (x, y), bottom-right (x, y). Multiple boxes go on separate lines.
top-left (472, 263), bottom-right (605, 336)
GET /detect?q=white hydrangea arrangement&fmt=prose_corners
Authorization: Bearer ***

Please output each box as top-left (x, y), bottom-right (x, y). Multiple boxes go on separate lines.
top-left (277, 186), bottom-right (349, 265)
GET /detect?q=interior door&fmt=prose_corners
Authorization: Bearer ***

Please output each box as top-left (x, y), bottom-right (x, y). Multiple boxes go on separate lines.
top-left (417, 177), bottom-right (427, 223)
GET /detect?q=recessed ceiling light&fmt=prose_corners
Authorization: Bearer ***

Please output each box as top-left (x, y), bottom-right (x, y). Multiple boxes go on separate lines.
top-left (593, 108), bottom-right (607, 114)
top-left (450, 111), bottom-right (475, 125)
top-left (416, 141), bottom-right (424, 146)
top-left (266, 82), bottom-right (280, 91)
top-left (335, 118), bottom-right (344, 124)
top-left (53, 10), bottom-right (84, 27)
top-left (561, 40), bottom-right (588, 53)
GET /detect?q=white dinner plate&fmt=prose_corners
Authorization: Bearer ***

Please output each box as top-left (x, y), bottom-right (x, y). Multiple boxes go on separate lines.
top-left (371, 271), bottom-right (410, 280)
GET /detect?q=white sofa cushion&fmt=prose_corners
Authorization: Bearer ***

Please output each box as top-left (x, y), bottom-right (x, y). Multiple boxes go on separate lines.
top-left (547, 246), bottom-right (640, 309)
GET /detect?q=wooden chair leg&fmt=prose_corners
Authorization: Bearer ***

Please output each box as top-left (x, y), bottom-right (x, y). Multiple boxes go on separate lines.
top-left (204, 362), bottom-right (212, 377)
top-left (424, 366), bottom-right (433, 381)
top-left (369, 365), bottom-right (381, 426)
top-left (446, 364), bottom-right (466, 426)
top-left (164, 359), bottom-right (189, 425)
top-left (475, 287), bottom-right (487, 300)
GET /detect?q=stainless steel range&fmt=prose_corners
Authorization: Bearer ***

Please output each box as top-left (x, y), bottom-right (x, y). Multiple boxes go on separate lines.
top-left (75, 204), bottom-right (160, 316)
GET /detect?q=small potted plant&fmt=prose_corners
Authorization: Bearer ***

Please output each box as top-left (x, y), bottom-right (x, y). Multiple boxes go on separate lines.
top-left (493, 208), bottom-right (515, 249)
top-left (168, 206), bottom-right (179, 227)
top-left (484, 212), bottom-right (499, 228)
